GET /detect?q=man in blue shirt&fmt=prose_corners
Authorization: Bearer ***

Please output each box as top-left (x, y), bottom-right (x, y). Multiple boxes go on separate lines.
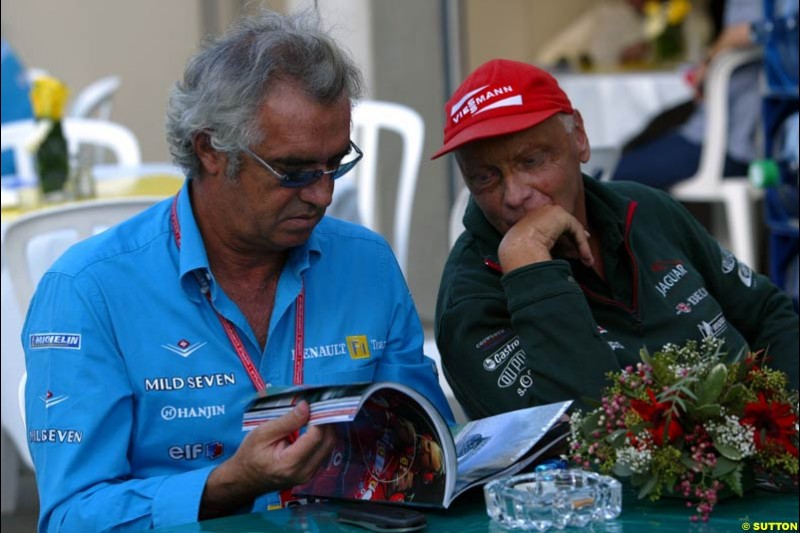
top-left (23, 10), bottom-right (453, 532)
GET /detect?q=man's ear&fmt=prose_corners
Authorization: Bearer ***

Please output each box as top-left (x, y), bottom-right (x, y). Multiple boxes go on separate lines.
top-left (193, 131), bottom-right (226, 176)
top-left (572, 110), bottom-right (591, 164)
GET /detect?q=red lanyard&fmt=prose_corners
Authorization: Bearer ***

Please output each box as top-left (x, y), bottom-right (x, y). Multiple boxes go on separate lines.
top-left (170, 194), bottom-right (304, 391)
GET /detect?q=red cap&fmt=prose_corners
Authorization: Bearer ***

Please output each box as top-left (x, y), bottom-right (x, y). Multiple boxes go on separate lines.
top-left (432, 59), bottom-right (574, 159)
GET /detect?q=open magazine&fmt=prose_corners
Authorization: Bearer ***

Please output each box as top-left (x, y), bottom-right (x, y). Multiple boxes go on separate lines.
top-left (242, 382), bottom-right (571, 508)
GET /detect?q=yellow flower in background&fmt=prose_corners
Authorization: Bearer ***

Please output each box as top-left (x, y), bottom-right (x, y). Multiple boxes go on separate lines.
top-left (666, 0), bottom-right (692, 25)
top-left (643, 0), bottom-right (692, 38)
top-left (30, 76), bottom-right (69, 120)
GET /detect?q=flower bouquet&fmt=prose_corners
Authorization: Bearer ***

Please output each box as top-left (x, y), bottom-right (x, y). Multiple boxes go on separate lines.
top-left (568, 338), bottom-right (798, 522)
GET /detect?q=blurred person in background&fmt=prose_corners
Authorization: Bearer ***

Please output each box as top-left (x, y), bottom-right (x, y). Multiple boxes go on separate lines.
top-left (1, 38), bottom-right (34, 175)
top-left (612, 0), bottom-right (763, 189)
top-left (22, 10), bottom-right (452, 532)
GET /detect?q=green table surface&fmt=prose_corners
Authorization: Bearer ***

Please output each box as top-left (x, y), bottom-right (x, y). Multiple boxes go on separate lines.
top-left (153, 487), bottom-right (798, 533)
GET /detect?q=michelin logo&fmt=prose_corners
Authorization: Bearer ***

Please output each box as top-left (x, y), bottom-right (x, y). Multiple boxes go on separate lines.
top-left (29, 333), bottom-right (81, 350)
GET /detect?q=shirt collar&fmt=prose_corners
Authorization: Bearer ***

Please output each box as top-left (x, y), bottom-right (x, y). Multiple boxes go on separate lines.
top-left (174, 180), bottom-right (323, 301)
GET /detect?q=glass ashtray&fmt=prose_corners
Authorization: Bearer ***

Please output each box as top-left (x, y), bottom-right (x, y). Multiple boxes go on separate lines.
top-left (484, 469), bottom-right (622, 531)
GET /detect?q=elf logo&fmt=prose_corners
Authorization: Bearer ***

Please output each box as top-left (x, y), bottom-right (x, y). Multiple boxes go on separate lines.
top-left (168, 441), bottom-right (224, 461)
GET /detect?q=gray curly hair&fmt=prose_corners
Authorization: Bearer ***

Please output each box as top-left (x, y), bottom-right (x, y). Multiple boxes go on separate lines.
top-left (165, 10), bottom-right (363, 180)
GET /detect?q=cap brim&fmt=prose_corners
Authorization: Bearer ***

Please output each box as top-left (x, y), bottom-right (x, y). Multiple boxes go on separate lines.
top-left (431, 109), bottom-right (562, 160)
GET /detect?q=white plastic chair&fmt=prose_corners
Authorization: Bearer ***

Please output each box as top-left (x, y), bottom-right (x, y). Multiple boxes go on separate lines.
top-left (0, 118), bottom-right (141, 181)
top-left (68, 76), bottom-right (121, 120)
top-left (449, 185), bottom-right (471, 249)
top-left (423, 337), bottom-right (469, 424)
top-left (670, 47), bottom-right (764, 268)
top-left (351, 100), bottom-right (425, 276)
top-left (3, 197), bottom-right (162, 471)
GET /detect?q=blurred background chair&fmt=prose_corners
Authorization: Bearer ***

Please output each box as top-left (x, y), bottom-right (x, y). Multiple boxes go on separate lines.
top-left (1, 197), bottom-right (162, 480)
top-left (68, 75), bottom-right (120, 120)
top-left (449, 185), bottom-right (470, 249)
top-left (670, 47), bottom-right (764, 269)
top-left (1, 118), bottom-right (141, 181)
top-left (350, 100), bottom-right (424, 276)
top-left (67, 76), bottom-right (123, 167)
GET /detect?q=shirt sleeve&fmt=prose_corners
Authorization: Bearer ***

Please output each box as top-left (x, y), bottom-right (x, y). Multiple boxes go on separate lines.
top-left (372, 243), bottom-right (455, 425)
top-left (23, 270), bottom-right (213, 532)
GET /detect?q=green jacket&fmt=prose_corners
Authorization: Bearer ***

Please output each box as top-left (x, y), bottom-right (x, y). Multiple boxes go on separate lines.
top-left (435, 177), bottom-right (799, 419)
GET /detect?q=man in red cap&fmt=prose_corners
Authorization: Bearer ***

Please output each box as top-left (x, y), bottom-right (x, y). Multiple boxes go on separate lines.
top-left (433, 59), bottom-right (798, 419)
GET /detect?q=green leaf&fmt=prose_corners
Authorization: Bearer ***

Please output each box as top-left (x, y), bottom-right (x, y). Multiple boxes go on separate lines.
top-left (581, 411), bottom-right (601, 438)
top-left (714, 441), bottom-right (743, 461)
top-left (613, 462), bottom-right (634, 477)
top-left (722, 384), bottom-right (748, 408)
top-left (637, 474), bottom-right (658, 499)
top-left (694, 404), bottom-right (722, 418)
top-left (729, 345), bottom-right (748, 365)
top-left (721, 465), bottom-right (744, 497)
top-left (712, 456), bottom-right (739, 477)
top-left (680, 454), bottom-right (698, 470)
top-left (607, 429), bottom-right (628, 446)
top-left (640, 347), bottom-right (653, 367)
top-left (697, 363), bottom-right (728, 405)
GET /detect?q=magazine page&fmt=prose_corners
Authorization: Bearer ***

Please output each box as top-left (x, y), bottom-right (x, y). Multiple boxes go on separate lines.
top-left (242, 383), bottom-right (374, 429)
top-left (450, 400), bottom-right (572, 497)
top-left (293, 385), bottom-right (455, 507)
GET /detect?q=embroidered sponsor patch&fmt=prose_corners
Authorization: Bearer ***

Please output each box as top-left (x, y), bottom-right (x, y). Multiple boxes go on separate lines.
top-left (161, 404), bottom-right (226, 421)
top-left (483, 336), bottom-right (521, 371)
top-left (475, 328), bottom-right (511, 351)
top-left (29, 333), bottom-right (81, 350)
top-left (654, 264), bottom-right (688, 297)
top-left (675, 288), bottom-right (709, 315)
top-left (40, 391), bottom-right (69, 408)
top-left (697, 313), bottom-right (728, 340)
top-left (29, 429), bottom-right (83, 444)
top-left (168, 441), bottom-right (224, 460)
top-left (737, 262), bottom-right (754, 288)
top-left (346, 335), bottom-right (371, 359)
top-left (161, 339), bottom-right (207, 358)
top-left (719, 245), bottom-right (736, 274)
top-left (497, 352), bottom-right (527, 388)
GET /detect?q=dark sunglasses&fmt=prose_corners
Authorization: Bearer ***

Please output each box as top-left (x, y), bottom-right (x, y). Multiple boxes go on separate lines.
top-left (245, 141), bottom-right (363, 188)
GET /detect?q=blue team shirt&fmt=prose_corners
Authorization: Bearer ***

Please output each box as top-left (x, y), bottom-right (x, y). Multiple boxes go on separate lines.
top-left (23, 181), bottom-right (453, 532)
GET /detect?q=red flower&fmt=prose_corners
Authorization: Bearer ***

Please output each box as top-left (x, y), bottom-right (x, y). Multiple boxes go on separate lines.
top-left (742, 393), bottom-right (799, 457)
top-left (630, 388), bottom-right (684, 444)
